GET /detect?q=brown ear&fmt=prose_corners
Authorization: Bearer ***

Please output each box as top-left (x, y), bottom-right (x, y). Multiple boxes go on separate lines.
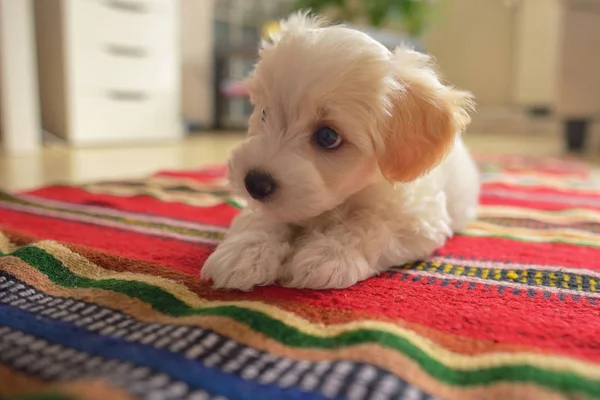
top-left (378, 47), bottom-right (474, 182)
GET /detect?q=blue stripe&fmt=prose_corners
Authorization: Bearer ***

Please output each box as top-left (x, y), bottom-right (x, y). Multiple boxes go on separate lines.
top-left (0, 305), bottom-right (327, 400)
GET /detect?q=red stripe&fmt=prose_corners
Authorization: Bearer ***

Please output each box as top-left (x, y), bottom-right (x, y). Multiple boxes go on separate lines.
top-left (0, 208), bottom-right (209, 275)
top-left (438, 235), bottom-right (600, 270)
top-left (154, 165), bottom-right (229, 181)
top-left (483, 182), bottom-right (600, 200)
top-left (252, 274), bottom-right (600, 362)
top-left (23, 186), bottom-right (239, 227)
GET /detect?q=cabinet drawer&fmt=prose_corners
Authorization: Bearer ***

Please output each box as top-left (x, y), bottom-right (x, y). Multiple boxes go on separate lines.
top-left (72, 45), bottom-right (178, 91)
top-left (71, 90), bottom-right (181, 143)
top-left (69, 0), bottom-right (177, 51)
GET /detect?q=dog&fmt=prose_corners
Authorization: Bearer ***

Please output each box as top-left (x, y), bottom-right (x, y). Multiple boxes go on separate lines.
top-left (201, 12), bottom-right (480, 291)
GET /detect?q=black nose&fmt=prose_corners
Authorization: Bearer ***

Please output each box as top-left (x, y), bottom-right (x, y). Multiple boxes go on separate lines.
top-left (244, 171), bottom-right (276, 200)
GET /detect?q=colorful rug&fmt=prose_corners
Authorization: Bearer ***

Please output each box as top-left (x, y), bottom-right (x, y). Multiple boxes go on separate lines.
top-left (0, 157), bottom-right (599, 400)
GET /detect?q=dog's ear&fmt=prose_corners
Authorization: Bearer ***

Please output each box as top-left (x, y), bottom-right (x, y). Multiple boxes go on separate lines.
top-left (377, 47), bottom-right (474, 182)
top-left (261, 10), bottom-right (327, 49)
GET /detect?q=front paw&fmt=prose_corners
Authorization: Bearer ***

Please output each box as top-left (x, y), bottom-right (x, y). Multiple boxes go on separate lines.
top-left (201, 232), bottom-right (290, 291)
top-left (278, 235), bottom-right (374, 289)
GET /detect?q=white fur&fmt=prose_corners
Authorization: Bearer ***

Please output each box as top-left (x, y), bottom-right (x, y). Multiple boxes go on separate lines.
top-left (201, 12), bottom-right (480, 290)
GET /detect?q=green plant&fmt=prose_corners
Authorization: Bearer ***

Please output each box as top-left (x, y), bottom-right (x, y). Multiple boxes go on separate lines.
top-left (293, 0), bottom-right (437, 36)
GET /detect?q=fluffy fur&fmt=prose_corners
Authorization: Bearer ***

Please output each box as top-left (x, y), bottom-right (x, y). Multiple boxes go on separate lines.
top-left (201, 12), bottom-right (480, 290)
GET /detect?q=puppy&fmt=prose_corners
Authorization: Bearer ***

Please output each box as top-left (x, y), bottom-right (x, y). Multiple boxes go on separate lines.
top-left (201, 12), bottom-right (480, 290)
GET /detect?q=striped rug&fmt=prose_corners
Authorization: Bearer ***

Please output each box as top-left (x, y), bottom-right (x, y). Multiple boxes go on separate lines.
top-left (0, 157), bottom-right (599, 400)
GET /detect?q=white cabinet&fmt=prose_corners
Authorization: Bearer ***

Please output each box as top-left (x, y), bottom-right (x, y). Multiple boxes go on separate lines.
top-left (0, 0), bottom-right (41, 155)
top-left (513, 0), bottom-right (561, 109)
top-left (34, 0), bottom-right (182, 146)
top-left (555, 0), bottom-right (600, 118)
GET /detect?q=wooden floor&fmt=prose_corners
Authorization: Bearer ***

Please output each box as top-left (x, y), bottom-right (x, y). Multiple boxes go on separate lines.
top-left (0, 130), bottom-right (587, 192)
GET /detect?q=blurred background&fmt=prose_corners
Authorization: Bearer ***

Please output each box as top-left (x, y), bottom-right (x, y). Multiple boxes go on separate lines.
top-left (1, 0), bottom-right (599, 191)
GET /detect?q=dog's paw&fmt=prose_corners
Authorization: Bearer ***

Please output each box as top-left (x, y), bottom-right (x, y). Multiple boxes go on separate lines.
top-left (278, 235), bottom-right (374, 289)
top-left (201, 232), bottom-right (291, 291)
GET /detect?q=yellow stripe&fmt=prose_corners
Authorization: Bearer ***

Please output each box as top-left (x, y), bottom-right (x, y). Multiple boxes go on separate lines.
top-left (535, 271), bottom-right (543, 285)
top-left (468, 222), bottom-right (600, 242)
top-left (29, 240), bottom-right (600, 379)
top-left (562, 274), bottom-right (571, 289)
top-left (549, 273), bottom-right (557, 287)
top-left (506, 270), bottom-right (518, 281)
top-left (521, 270), bottom-right (528, 284)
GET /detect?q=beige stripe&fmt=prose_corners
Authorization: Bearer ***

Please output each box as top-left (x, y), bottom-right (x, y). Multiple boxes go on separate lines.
top-left (0, 233), bottom-right (14, 254)
top-left (0, 258), bottom-right (572, 400)
top-left (27, 240), bottom-right (600, 379)
top-left (85, 175), bottom-right (229, 192)
top-left (478, 205), bottom-right (600, 224)
top-left (485, 175), bottom-right (599, 192)
top-left (463, 229), bottom-right (600, 247)
top-left (83, 184), bottom-right (228, 207)
top-left (469, 221), bottom-right (600, 241)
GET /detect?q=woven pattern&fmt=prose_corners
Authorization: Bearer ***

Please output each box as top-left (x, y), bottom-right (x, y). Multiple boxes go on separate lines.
top-left (0, 156), bottom-right (599, 400)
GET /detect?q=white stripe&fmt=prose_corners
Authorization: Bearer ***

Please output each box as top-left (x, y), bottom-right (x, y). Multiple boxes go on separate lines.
top-left (478, 204), bottom-right (600, 223)
top-left (18, 193), bottom-right (229, 232)
top-left (463, 227), bottom-right (600, 247)
top-left (0, 200), bottom-right (222, 245)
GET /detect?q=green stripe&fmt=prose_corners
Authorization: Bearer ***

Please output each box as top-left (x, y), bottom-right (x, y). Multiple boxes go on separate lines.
top-left (225, 198), bottom-right (245, 210)
top-left (7, 246), bottom-right (600, 397)
top-left (4, 394), bottom-right (74, 400)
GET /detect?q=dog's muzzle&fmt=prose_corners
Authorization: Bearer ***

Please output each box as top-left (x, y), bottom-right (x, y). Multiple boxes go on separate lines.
top-left (244, 170), bottom-right (276, 200)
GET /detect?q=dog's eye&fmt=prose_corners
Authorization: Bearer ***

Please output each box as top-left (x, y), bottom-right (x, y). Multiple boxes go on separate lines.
top-left (313, 127), bottom-right (343, 150)
top-left (261, 109), bottom-right (266, 122)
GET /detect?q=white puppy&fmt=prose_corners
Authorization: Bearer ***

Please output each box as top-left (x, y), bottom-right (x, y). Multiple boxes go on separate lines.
top-left (201, 12), bottom-right (480, 291)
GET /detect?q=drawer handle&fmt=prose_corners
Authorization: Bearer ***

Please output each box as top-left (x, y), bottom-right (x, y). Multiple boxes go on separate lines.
top-left (105, 44), bottom-right (148, 58)
top-left (104, 0), bottom-right (148, 13)
top-left (107, 90), bottom-right (148, 101)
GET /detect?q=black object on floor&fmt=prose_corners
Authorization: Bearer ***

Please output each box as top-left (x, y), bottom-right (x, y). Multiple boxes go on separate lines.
top-left (564, 119), bottom-right (589, 152)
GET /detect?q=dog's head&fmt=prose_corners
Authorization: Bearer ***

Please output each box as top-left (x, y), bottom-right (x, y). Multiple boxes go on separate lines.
top-left (228, 12), bottom-right (474, 223)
